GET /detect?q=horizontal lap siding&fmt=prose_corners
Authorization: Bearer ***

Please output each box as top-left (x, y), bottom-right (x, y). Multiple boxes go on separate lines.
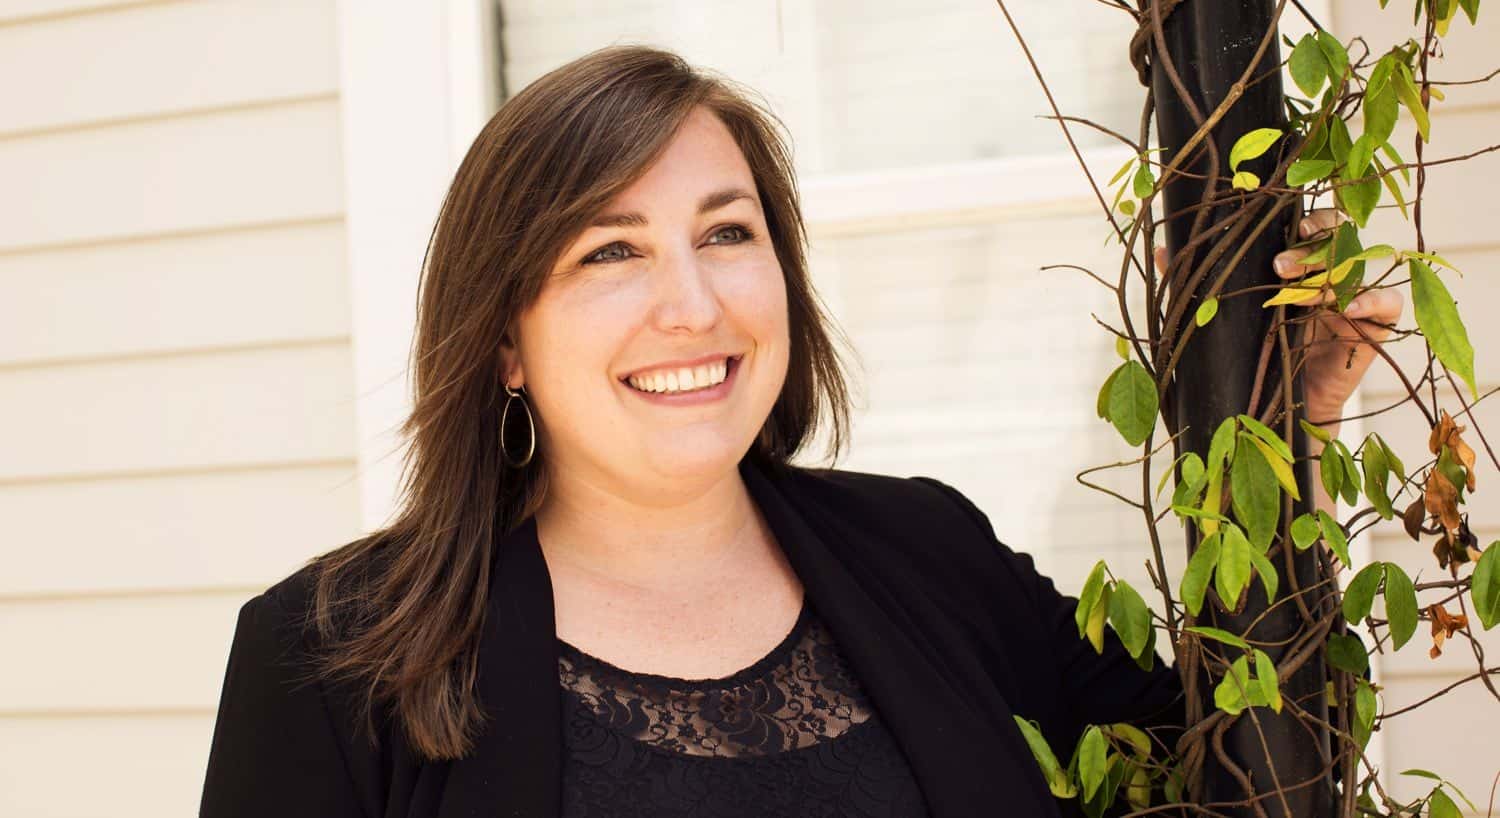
top-left (0, 2), bottom-right (357, 815)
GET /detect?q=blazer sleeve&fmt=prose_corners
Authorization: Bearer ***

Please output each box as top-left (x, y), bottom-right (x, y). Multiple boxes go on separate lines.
top-left (199, 591), bottom-right (368, 818)
top-left (912, 477), bottom-right (1186, 747)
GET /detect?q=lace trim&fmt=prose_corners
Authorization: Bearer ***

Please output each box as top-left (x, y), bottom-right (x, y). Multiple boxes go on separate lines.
top-left (556, 599), bottom-right (876, 757)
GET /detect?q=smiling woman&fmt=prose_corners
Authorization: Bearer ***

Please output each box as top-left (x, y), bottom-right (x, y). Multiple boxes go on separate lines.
top-left (197, 42), bottom-right (1389, 818)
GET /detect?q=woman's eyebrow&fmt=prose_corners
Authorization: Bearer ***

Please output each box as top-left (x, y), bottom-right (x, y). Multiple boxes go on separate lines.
top-left (587, 187), bottom-right (755, 229)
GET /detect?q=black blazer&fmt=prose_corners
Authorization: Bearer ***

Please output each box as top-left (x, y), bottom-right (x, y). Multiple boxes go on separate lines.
top-left (199, 454), bottom-right (1187, 818)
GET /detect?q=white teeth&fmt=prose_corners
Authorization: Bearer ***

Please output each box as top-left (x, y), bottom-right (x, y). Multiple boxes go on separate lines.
top-left (627, 357), bottom-right (731, 394)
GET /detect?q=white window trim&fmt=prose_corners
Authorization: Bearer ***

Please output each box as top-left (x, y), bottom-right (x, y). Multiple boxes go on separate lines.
top-left (335, 0), bottom-right (499, 530)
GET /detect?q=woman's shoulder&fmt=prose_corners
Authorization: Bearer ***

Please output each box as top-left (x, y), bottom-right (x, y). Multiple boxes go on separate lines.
top-left (774, 464), bottom-right (1046, 600)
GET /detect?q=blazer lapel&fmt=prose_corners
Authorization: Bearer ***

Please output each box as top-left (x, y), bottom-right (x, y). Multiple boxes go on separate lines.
top-left (740, 457), bottom-right (1062, 818)
top-left (435, 457), bottom-right (1061, 818)
top-left (438, 513), bottom-right (562, 818)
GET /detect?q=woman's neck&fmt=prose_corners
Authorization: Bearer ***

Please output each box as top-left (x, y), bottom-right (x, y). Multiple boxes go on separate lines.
top-left (533, 463), bottom-right (767, 594)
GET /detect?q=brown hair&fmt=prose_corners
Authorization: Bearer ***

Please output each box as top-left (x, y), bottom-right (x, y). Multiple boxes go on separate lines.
top-left (303, 44), bottom-right (858, 761)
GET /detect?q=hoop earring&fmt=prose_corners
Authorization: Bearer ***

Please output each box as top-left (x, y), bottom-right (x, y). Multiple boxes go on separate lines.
top-left (500, 383), bottom-right (536, 468)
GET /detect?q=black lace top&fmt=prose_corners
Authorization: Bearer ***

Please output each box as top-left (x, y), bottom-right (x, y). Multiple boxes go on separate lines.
top-left (555, 596), bottom-right (932, 817)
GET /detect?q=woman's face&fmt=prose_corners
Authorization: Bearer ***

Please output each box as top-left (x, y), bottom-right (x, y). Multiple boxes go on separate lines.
top-left (503, 106), bottom-right (791, 501)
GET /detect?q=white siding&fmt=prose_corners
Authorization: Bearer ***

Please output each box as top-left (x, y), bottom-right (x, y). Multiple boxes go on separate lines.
top-left (0, 2), bottom-right (360, 815)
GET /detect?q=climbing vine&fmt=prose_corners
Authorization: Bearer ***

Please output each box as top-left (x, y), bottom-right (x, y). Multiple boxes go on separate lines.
top-left (994, 0), bottom-right (1498, 815)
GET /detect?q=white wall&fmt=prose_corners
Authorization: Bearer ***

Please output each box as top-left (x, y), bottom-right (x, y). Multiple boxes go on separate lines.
top-left (0, 1), bottom-right (360, 815)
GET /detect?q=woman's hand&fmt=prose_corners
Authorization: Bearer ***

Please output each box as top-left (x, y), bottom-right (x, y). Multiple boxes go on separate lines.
top-left (1152, 209), bottom-right (1405, 430)
top-left (1270, 210), bottom-right (1405, 427)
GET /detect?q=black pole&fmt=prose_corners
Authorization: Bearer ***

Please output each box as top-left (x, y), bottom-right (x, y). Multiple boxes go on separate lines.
top-left (1150, 2), bottom-right (1335, 816)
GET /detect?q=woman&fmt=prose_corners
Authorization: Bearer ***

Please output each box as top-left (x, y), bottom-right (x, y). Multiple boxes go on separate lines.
top-left (198, 45), bottom-right (1400, 818)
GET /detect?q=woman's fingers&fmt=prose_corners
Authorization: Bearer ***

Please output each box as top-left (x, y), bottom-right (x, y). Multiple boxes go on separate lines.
top-left (1273, 246), bottom-right (1326, 278)
top-left (1297, 208), bottom-right (1345, 240)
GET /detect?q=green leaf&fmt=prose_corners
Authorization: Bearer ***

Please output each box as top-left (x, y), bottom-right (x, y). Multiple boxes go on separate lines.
top-left (1217, 523), bottom-right (1254, 609)
top-left (1232, 433), bottom-right (1281, 552)
top-left (1196, 297), bottom-right (1219, 326)
top-left (1292, 513), bottom-right (1322, 550)
top-left (1107, 723), bottom-right (1153, 757)
top-left (1208, 417), bottom-right (1237, 476)
top-left (1115, 335), bottom-right (1130, 361)
top-left (1287, 159), bottom-right (1335, 186)
top-left (1108, 156), bottom-right (1136, 186)
top-left (1327, 632), bottom-right (1370, 675)
top-left (1368, 55), bottom-right (1395, 98)
top-left (1337, 175), bottom-right (1382, 228)
top-left (1086, 585), bottom-right (1112, 653)
top-left (1237, 414), bottom-right (1294, 462)
top-left (1289, 34), bottom-right (1328, 97)
top-left (1247, 433), bottom-right (1301, 501)
top-left (1232, 170), bottom-right (1261, 191)
top-left (1316, 31), bottom-right (1350, 83)
top-left (1250, 547), bottom-right (1279, 603)
top-left (1347, 133), bottom-right (1377, 178)
top-left (1317, 510), bottom-right (1352, 567)
top-left (1082, 754), bottom-right (1128, 818)
top-left (1429, 788), bottom-right (1461, 818)
top-left (1076, 560), bottom-right (1109, 637)
top-left (1384, 562), bottom-right (1419, 650)
top-left (1108, 360), bottom-right (1159, 446)
top-left (1230, 128), bottom-right (1284, 171)
top-left (1118, 198), bottom-right (1137, 216)
top-left (1133, 163), bottom-right (1156, 199)
top-left (1108, 580), bottom-right (1153, 659)
top-left (1377, 432), bottom-right (1407, 485)
top-left (1393, 62), bottom-right (1431, 142)
top-left (1409, 259), bottom-right (1479, 401)
top-left (1336, 439), bottom-right (1362, 506)
top-left (1173, 504), bottom-right (1232, 522)
top-left (1097, 366), bottom-right (1121, 421)
top-left (1320, 441), bottom-right (1345, 503)
top-left (1353, 679), bottom-right (1377, 749)
top-left (1167, 451), bottom-right (1206, 499)
top-left (1013, 715), bottom-right (1077, 798)
top-left (1079, 725), bottom-right (1108, 800)
top-left (1188, 625), bottom-right (1251, 650)
top-left (1362, 434), bottom-right (1395, 520)
top-left (1182, 533), bottom-right (1222, 617)
top-left (1473, 543), bottom-right (1500, 630)
top-left (1300, 418), bottom-right (1333, 444)
top-left (1402, 769), bottom-right (1445, 782)
top-left (1254, 649), bottom-right (1282, 712)
top-left (1329, 221), bottom-right (1366, 311)
top-left (1328, 116), bottom-right (1353, 164)
top-left (1344, 563), bottom-right (1385, 623)
top-left (1134, 619), bottom-right (1157, 671)
top-left (1172, 462), bottom-right (1209, 509)
top-left (1364, 83), bottom-right (1399, 145)
top-left (1214, 655), bottom-right (1255, 715)
top-left (1458, 0), bottom-right (1479, 23)
top-left (1381, 141), bottom-right (1412, 186)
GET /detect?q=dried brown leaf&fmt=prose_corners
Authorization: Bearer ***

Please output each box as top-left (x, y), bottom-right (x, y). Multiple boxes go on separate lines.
top-left (1424, 468), bottom-right (1462, 535)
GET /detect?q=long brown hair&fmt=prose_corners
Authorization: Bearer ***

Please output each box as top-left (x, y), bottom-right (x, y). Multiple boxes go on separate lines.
top-left (303, 44), bottom-right (859, 761)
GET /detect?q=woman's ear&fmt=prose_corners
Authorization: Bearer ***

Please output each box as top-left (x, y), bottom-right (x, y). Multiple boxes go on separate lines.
top-left (499, 332), bottom-right (525, 390)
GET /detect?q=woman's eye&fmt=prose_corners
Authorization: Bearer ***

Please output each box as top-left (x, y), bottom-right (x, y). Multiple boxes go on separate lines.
top-left (582, 242), bottom-right (633, 265)
top-left (710, 224), bottom-right (755, 244)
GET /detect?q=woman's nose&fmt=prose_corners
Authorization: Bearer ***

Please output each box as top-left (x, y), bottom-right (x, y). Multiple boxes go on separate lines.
top-left (649, 246), bottom-right (723, 334)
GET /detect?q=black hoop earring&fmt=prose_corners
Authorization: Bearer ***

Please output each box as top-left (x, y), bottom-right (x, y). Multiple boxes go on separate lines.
top-left (500, 383), bottom-right (536, 468)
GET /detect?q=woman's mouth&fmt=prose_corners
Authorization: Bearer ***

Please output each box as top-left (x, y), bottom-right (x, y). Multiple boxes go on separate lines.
top-left (621, 355), bottom-right (742, 404)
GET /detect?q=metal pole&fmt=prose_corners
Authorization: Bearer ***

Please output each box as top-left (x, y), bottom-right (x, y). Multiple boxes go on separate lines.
top-left (1150, 2), bottom-right (1335, 816)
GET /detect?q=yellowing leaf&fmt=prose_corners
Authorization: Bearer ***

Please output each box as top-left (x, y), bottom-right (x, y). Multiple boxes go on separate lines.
top-left (1232, 170), bottom-right (1261, 191)
top-left (1263, 271), bottom-right (1333, 307)
top-left (1247, 434), bottom-right (1301, 501)
top-left (1229, 128), bottom-right (1284, 171)
top-left (1196, 297), bottom-right (1219, 326)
